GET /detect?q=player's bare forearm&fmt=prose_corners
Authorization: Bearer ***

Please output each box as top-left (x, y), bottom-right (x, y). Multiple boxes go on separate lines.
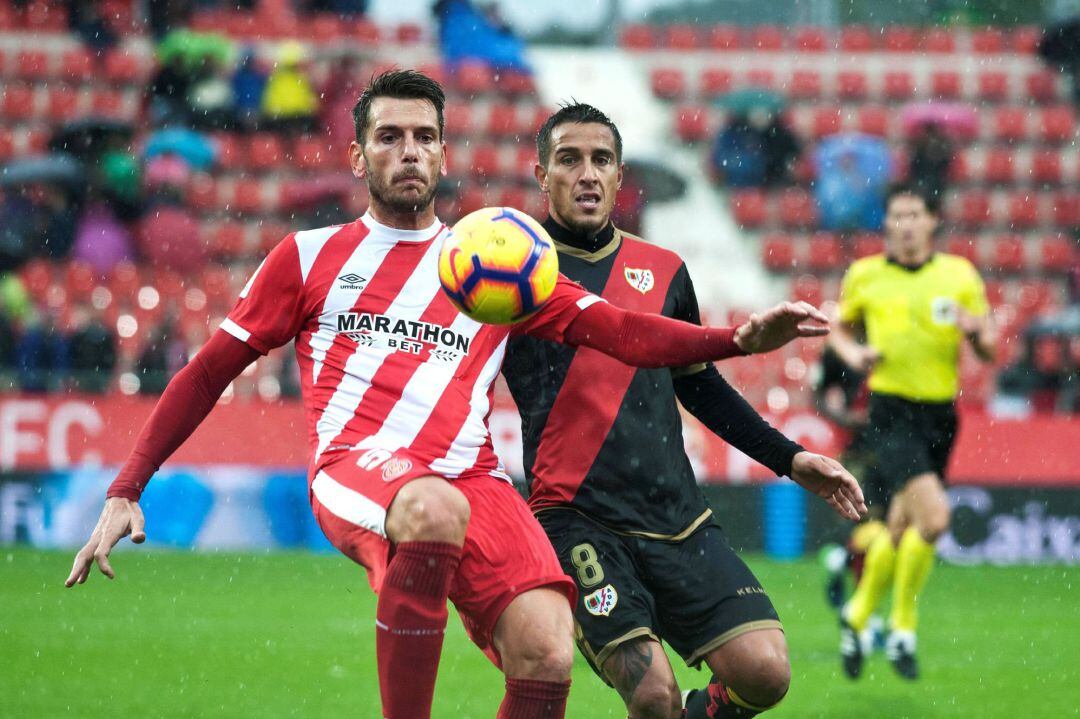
top-left (829, 320), bottom-right (878, 373)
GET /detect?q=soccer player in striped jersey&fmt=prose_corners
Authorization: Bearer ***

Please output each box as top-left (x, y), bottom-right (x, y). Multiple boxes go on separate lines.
top-left (502, 103), bottom-right (866, 719)
top-left (63, 72), bottom-right (862, 719)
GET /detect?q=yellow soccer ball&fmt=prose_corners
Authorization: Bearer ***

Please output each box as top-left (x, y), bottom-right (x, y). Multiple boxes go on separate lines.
top-left (438, 207), bottom-right (559, 325)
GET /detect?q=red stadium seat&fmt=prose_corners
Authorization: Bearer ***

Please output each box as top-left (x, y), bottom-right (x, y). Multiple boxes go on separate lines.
top-left (487, 103), bottom-right (521, 138)
top-left (1040, 234), bottom-right (1076, 271)
top-left (232, 179), bottom-right (266, 214)
top-left (883, 71), bottom-right (915, 101)
top-left (619, 24), bottom-right (655, 50)
top-left (930, 71), bottom-right (962, 99)
top-left (883, 26), bottom-right (918, 52)
top-left (836, 71), bottom-right (868, 101)
top-left (840, 26), bottom-right (874, 52)
top-left (811, 106), bottom-right (843, 139)
top-left (984, 149), bottom-right (1015, 184)
top-left (745, 68), bottom-right (775, 88)
top-left (990, 235), bottom-right (1027, 272)
top-left (977, 71), bottom-right (1009, 102)
top-left (207, 221), bottom-right (248, 260)
top-left (947, 149), bottom-right (970, 184)
top-left (16, 50), bottom-right (49, 81)
top-left (971, 27), bottom-right (1005, 54)
top-left (26, 0), bottom-right (67, 31)
top-left (705, 25), bottom-right (740, 51)
top-left (1052, 192), bottom-right (1080, 229)
top-left (108, 262), bottom-right (141, 306)
top-left (496, 186), bottom-right (529, 212)
top-left (187, 175), bottom-right (219, 212)
top-left (469, 144), bottom-right (501, 178)
top-left (455, 61), bottom-right (494, 96)
top-left (352, 19), bottom-right (381, 45)
top-left (731, 189), bottom-right (768, 228)
top-left (213, 133), bottom-right (243, 170)
top-left (104, 50), bottom-right (145, 84)
top-left (309, 14), bottom-right (345, 43)
top-left (956, 191), bottom-right (992, 228)
top-left (650, 68), bottom-right (686, 100)
top-left (1026, 71), bottom-right (1060, 103)
top-left (853, 233), bottom-right (884, 258)
top-left (60, 48), bottom-right (95, 82)
top-left (1007, 192), bottom-right (1040, 229)
top-left (396, 22), bottom-right (423, 44)
top-left (443, 104), bottom-right (473, 136)
top-left (248, 133), bottom-right (285, 171)
top-left (788, 70), bottom-right (822, 100)
top-left (993, 107), bottom-right (1028, 142)
top-left (294, 135), bottom-right (331, 171)
top-left (498, 69), bottom-right (535, 97)
top-left (674, 105), bottom-right (710, 143)
top-left (45, 86), bottom-right (78, 121)
top-left (806, 233), bottom-right (843, 271)
top-left (700, 68), bottom-right (734, 98)
top-left (923, 28), bottom-right (956, 53)
top-left (0, 128), bottom-right (13, 161)
top-left (201, 265), bottom-right (234, 311)
top-left (258, 221), bottom-right (290, 255)
top-left (791, 274), bottom-right (824, 306)
top-left (778, 188), bottom-right (818, 230)
top-left (761, 234), bottom-right (796, 271)
top-left (856, 105), bottom-right (889, 136)
top-left (663, 25), bottom-right (699, 50)
top-left (794, 27), bottom-right (829, 52)
top-left (1, 83), bottom-right (35, 120)
top-left (90, 89), bottom-right (125, 118)
top-left (1030, 150), bottom-right (1063, 185)
top-left (1011, 26), bottom-right (1043, 54)
top-left (945, 234), bottom-right (980, 263)
top-left (1040, 106), bottom-right (1075, 144)
top-left (750, 26), bottom-right (784, 51)
top-left (25, 129), bottom-right (50, 154)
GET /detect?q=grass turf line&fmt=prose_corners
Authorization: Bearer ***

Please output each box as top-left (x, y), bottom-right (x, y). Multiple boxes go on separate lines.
top-left (2, 549), bottom-right (1076, 718)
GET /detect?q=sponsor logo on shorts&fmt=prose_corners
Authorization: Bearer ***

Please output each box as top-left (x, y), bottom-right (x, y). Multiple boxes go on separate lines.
top-left (623, 267), bottom-right (654, 294)
top-left (736, 585), bottom-right (767, 597)
top-left (381, 458), bottom-right (414, 482)
top-left (584, 584), bottom-right (618, 617)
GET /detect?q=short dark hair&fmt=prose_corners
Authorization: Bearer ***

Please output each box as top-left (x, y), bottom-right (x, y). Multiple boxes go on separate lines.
top-left (352, 69), bottom-right (446, 144)
top-left (536, 102), bottom-right (623, 166)
top-left (884, 182), bottom-right (940, 215)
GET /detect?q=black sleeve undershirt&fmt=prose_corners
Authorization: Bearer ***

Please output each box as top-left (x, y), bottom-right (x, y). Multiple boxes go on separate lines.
top-left (673, 366), bottom-right (805, 478)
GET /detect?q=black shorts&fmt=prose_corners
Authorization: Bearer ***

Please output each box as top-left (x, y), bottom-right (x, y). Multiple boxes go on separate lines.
top-left (865, 393), bottom-right (958, 505)
top-left (537, 509), bottom-right (782, 678)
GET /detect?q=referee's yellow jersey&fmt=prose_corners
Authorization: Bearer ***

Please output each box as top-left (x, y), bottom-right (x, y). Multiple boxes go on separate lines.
top-left (838, 253), bottom-right (989, 403)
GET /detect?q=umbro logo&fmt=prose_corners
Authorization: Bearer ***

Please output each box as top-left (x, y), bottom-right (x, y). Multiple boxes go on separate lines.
top-left (338, 273), bottom-right (368, 289)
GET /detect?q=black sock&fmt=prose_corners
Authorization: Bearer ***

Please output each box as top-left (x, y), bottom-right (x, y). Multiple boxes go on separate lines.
top-left (683, 678), bottom-right (760, 719)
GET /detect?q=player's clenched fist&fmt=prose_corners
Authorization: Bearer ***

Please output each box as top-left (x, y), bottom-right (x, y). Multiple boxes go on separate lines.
top-left (64, 497), bottom-right (146, 587)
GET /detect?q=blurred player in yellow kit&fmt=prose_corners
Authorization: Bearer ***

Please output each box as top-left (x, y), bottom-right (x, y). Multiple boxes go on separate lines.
top-left (829, 183), bottom-right (996, 680)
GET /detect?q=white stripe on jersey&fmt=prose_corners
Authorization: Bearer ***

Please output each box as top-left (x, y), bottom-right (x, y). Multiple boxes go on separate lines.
top-left (428, 335), bottom-right (508, 478)
top-left (308, 231), bottom-right (396, 383)
top-left (314, 233), bottom-right (447, 457)
top-left (311, 470), bottom-right (387, 536)
top-left (354, 312), bottom-right (483, 454)
top-left (296, 225), bottom-right (344, 283)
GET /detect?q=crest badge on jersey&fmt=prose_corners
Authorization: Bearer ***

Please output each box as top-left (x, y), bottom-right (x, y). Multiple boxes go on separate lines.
top-left (584, 584), bottom-right (619, 617)
top-left (623, 267), bottom-right (654, 295)
top-left (381, 457), bottom-right (414, 482)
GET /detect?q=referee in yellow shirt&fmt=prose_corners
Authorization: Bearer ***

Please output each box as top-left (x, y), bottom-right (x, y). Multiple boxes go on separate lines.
top-left (830, 184), bottom-right (996, 680)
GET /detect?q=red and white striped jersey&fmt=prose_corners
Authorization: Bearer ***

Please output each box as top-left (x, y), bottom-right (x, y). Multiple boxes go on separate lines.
top-left (222, 213), bottom-right (602, 481)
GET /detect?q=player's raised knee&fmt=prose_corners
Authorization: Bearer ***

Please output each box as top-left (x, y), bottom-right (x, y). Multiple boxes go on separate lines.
top-left (625, 679), bottom-right (681, 719)
top-left (748, 650), bottom-right (791, 707)
top-left (385, 477), bottom-right (470, 544)
top-left (497, 589), bottom-right (575, 681)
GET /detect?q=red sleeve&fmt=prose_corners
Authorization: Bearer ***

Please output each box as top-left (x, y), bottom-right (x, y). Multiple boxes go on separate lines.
top-left (513, 274), bottom-right (606, 342)
top-left (221, 236), bottom-right (307, 355)
top-left (563, 300), bottom-right (747, 368)
top-left (106, 330), bottom-right (261, 501)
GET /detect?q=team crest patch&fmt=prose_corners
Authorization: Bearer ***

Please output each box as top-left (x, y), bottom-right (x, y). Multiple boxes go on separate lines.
top-left (584, 584), bottom-right (619, 617)
top-left (381, 458), bottom-right (414, 481)
top-left (623, 267), bottom-right (654, 294)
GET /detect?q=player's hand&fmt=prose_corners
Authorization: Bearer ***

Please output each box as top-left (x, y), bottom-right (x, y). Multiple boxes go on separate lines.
top-left (734, 301), bottom-right (830, 355)
top-left (789, 451), bottom-right (867, 522)
top-left (841, 344), bottom-right (880, 373)
top-left (64, 497), bottom-right (146, 588)
top-left (955, 308), bottom-right (982, 339)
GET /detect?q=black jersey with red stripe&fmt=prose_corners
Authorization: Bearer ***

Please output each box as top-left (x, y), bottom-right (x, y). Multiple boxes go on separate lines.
top-left (502, 224), bottom-right (710, 537)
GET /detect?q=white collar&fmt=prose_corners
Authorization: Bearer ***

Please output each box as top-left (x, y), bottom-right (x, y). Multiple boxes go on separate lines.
top-left (361, 212), bottom-right (443, 242)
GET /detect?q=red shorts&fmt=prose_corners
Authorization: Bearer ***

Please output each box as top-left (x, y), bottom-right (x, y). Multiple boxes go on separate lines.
top-left (309, 448), bottom-right (575, 655)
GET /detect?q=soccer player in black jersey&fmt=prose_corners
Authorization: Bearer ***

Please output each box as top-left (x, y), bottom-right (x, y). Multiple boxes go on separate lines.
top-left (501, 103), bottom-right (865, 719)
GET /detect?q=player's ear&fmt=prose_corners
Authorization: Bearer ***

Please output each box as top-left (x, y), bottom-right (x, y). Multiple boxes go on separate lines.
top-left (534, 162), bottom-right (548, 193)
top-left (617, 161), bottom-right (624, 190)
top-left (348, 140), bottom-right (366, 179)
top-left (440, 140), bottom-right (448, 177)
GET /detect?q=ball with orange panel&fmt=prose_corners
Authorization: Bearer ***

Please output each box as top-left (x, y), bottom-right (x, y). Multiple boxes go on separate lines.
top-left (438, 207), bottom-right (559, 325)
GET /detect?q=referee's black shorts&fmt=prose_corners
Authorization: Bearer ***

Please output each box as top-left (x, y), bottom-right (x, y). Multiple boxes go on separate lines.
top-left (865, 392), bottom-right (958, 507)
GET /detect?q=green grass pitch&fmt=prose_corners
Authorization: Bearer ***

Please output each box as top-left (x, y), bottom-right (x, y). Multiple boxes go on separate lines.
top-left (2, 548), bottom-right (1076, 718)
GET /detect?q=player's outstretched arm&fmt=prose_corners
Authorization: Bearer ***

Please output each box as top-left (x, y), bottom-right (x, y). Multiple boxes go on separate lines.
top-left (64, 329), bottom-right (259, 587)
top-left (789, 452), bottom-right (867, 522)
top-left (732, 301), bottom-right (831, 354)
